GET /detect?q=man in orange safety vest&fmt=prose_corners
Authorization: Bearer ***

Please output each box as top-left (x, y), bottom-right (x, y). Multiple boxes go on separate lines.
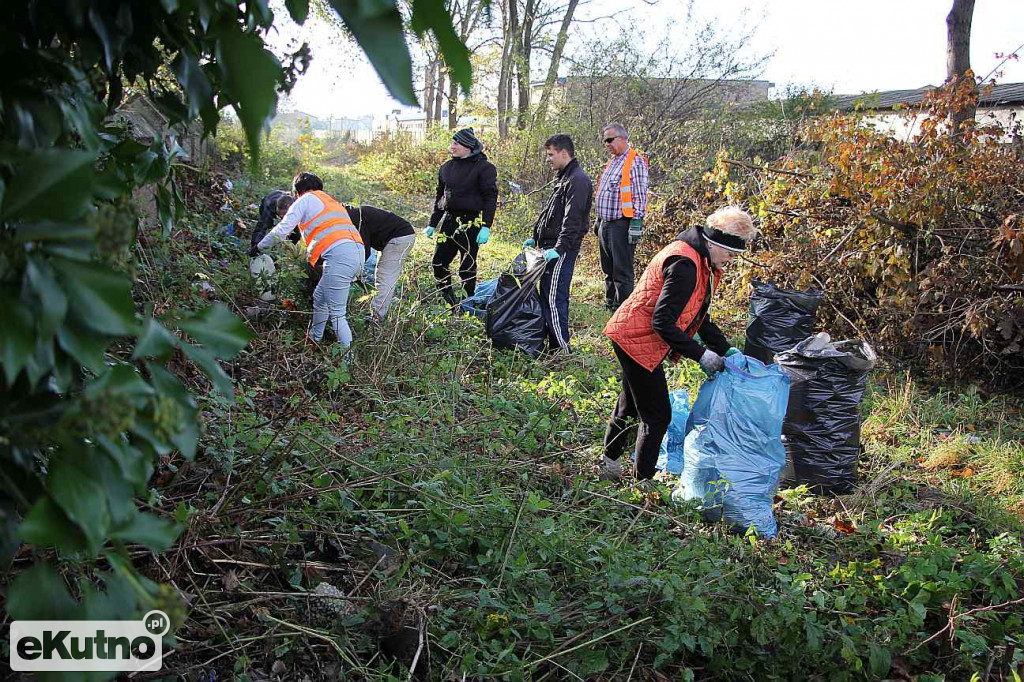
top-left (594, 122), bottom-right (649, 312)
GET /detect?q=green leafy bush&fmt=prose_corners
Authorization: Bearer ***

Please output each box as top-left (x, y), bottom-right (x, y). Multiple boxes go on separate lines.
top-left (0, 0), bottom-right (473, 669)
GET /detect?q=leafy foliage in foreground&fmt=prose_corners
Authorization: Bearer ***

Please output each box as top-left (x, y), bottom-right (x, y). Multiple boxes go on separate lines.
top-left (1, 75), bottom-right (252, 651)
top-left (0, 0), bottom-right (470, 666)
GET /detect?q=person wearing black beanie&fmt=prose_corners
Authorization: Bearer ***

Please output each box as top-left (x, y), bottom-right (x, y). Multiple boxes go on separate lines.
top-left (426, 127), bottom-right (498, 306)
top-left (452, 127), bottom-right (481, 151)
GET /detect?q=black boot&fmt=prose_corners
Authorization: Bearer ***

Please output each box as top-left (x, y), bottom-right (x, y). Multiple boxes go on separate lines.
top-left (438, 283), bottom-right (460, 307)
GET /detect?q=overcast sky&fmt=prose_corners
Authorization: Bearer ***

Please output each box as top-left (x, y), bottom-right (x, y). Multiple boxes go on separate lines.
top-left (274, 0), bottom-right (1024, 119)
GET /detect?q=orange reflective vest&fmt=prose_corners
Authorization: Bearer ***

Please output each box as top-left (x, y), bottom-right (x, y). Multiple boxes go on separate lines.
top-left (597, 147), bottom-right (646, 218)
top-left (299, 191), bottom-right (363, 266)
top-left (604, 240), bottom-right (720, 371)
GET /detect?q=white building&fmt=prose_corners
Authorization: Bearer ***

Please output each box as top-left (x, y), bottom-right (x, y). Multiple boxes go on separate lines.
top-left (376, 109), bottom-right (491, 142)
top-left (832, 82), bottom-right (1024, 142)
top-left (314, 115), bottom-right (375, 143)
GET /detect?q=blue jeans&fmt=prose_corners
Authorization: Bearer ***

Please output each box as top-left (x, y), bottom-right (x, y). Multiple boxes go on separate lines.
top-left (310, 240), bottom-right (364, 346)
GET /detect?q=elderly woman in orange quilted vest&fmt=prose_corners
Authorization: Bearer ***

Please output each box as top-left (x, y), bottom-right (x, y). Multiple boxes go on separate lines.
top-left (600, 206), bottom-right (759, 481)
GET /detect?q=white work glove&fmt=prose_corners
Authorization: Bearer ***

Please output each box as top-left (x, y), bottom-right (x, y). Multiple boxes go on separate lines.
top-left (698, 349), bottom-right (725, 376)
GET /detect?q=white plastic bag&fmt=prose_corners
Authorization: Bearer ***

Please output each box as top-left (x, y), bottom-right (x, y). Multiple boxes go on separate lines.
top-left (249, 254), bottom-right (277, 301)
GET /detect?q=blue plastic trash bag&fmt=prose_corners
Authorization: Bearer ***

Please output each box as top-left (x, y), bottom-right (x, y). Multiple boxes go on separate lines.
top-left (673, 353), bottom-right (790, 537)
top-left (362, 248), bottom-right (378, 287)
top-left (656, 390), bottom-right (690, 474)
top-left (460, 277), bottom-right (499, 319)
top-left (221, 220), bottom-right (240, 246)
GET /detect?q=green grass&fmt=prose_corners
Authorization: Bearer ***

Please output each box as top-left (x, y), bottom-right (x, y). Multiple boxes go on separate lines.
top-left (130, 161), bottom-right (1024, 681)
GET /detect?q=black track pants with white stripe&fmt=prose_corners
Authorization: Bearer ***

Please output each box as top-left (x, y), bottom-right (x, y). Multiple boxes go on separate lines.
top-left (539, 249), bottom-right (578, 351)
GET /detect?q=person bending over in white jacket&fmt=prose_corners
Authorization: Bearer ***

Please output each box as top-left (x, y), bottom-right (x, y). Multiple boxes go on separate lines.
top-left (251, 172), bottom-right (365, 348)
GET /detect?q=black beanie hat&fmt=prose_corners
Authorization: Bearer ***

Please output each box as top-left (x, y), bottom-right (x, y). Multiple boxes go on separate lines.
top-left (452, 127), bottom-right (481, 151)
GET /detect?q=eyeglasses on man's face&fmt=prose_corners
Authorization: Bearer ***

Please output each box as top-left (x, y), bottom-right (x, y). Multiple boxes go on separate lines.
top-left (603, 136), bottom-right (619, 144)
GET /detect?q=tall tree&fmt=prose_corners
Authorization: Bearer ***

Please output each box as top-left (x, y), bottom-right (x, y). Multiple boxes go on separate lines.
top-left (424, 59), bottom-right (437, 123)
top-left (946, 0), bottom-right (977, 136)
top-left (435, 0), bottom-right (489, 129)
top-left (515, 0), bottom-right (538, 130)
top-left (497, 0), bottom-right (519, 137)
top-left (533, 0), bottom-right (580, 124)
top-left (448, 69), bottom-right (460, 128)
top-left (434, 68), bottom-right (446, 121)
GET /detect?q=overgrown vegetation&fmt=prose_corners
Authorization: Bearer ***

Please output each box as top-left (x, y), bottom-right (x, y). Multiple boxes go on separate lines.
top-left (707, 80), bottom-right (1024, 389)
top-left (49, 141), bottom-right (1015, 679)
top-left (3, 2), bottom-right (1023, 680)
top-left (364, 77), bottom-right (1024, 390)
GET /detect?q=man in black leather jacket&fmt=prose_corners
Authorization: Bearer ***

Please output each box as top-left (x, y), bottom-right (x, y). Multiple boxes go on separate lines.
top-left (524, 134), bottom-right (593, 353)
top-left (426, 128), bottom-right (498, 306)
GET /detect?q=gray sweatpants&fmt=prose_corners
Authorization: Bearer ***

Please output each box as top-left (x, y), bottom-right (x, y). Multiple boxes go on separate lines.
top-left (310, 240), bottom-right (364, 346)
top-left (371, 233), bottom-right (416, 319)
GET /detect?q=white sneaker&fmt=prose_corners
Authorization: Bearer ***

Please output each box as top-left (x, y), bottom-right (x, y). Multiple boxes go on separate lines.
top-left (599, 456), bottom-right (623, 481)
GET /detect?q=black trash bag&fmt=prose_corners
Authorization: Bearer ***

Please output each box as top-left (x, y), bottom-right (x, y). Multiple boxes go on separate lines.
top-left (485, 250), bottom-right (547, 357)
top-left (775, 333), bottom-right (876, 495)
top-left (744, 280), bottom-right (823, 364)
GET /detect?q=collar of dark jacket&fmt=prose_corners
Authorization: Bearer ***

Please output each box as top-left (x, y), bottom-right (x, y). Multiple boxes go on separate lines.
top-left (557, 157), bottom-right (580, 179)
top-left (454, 150), bottom-right (487, 162)
top-left (676, 226), bottom-right (716, 269)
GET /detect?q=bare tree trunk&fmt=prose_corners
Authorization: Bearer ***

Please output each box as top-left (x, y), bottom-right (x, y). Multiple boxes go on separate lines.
top-left (946, 0), bottom-right (977, 136)
top-left (515, 0), bottom-right (536, 130)
top-left (504, 0), bottom-right (520, 135)
top-left (433, 64), bottom-right (444, 123)
top-left (497, 64), bottom-right (509, 137)
top-left (507, 75), bottom-right (515, 124)
top-left (448, 70), bottom-right (458, 130)
top-left (424, 60), bottom-right (436, 125)
top-left (507, 73), bottom-right (516, 124)
top-left (533, 0), bottom-right (580, 124)
top-left (497, 0), bottom-right (513, 137)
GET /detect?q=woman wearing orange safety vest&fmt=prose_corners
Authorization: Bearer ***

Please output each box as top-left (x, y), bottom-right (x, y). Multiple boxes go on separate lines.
top-left (253, 172), bottom-right (365, 348)
top-left (600, 206), bottom-right (758, 482)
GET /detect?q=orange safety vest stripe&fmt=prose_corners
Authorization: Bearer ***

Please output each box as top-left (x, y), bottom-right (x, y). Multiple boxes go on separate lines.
top-left (596, 147), bottom-right (646, 219)
top-left (299, 191), bottom-right (362, 265)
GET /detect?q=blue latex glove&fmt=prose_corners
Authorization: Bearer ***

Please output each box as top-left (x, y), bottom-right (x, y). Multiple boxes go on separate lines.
top-left (628, 218), bottom-right (643, 245)
top-left (476, 226), bottom-right (490, 245)
top-left (425, 226), bottom-right (436, 238)
top-left (543, 249), bottom-right (560, 262)
top-left (725, 347), bottom-right (742, 357)
top-left (523, 238), bottom-right (535, 248)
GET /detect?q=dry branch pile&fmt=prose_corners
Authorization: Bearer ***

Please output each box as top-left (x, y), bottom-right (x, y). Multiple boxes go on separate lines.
top-left (697, 81), bottom-right (1024, 388)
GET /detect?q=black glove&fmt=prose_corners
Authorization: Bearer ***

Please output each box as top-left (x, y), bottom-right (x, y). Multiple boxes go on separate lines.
top-left (248, 245), bottom-right (260, 258)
